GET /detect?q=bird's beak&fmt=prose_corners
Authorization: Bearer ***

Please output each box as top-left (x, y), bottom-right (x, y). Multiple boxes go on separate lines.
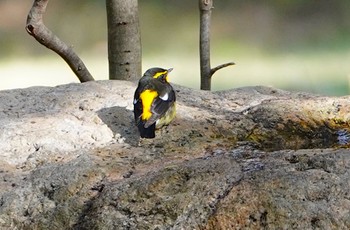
top-left (165, 68), bottom-right (173, 82)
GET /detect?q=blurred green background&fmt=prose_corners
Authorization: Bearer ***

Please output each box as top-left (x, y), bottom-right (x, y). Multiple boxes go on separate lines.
top-left (1, 0), bottom-right (350, 95)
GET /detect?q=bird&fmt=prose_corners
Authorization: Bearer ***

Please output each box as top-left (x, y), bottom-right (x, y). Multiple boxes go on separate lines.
top-left (133, 67), bottom-right (176, 138)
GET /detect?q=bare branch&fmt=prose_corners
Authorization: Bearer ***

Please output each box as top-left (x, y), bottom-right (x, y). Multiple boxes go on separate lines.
top-left (26, 0), bottom-right (94, 82)
top-left (199, 0), bottom-right (213, 91)
top-left (199, 0), bottom-right (234, 91)
top-left (211, 62), bottom-right (235, 76)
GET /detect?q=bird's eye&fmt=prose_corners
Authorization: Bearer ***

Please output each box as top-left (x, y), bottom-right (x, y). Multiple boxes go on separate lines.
top-left (160, 74), bottom-right (167, 81)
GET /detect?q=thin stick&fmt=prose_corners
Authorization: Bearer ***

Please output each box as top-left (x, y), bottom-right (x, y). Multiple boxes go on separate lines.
top-left (26, 0), bottom-right (94, 82)
top-left (211, 62), bottom-right (235, 76)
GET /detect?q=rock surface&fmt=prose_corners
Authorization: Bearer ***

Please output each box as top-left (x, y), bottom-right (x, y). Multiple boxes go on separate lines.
top-left (0, 80), bottom-right (349, 229)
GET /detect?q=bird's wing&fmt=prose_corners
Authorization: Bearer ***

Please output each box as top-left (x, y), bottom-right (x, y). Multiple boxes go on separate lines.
top-left (133, 86), bottom-right (143, 124)
top-left (144, 89), bottom-right (175, 128)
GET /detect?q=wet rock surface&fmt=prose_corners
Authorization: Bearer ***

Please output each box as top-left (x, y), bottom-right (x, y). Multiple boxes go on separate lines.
top-left (0, 81), bottom-right (349, 229)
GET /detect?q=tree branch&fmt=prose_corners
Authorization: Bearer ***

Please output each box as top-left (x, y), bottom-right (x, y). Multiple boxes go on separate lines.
top-left (199, 0), bottom-right (213, 91)
top-left (26, 0), bottom-right (94, 82)
top-left (199, 0), bottom-right (234, 91)
top-left (210, 62), bottom-right (235, 76)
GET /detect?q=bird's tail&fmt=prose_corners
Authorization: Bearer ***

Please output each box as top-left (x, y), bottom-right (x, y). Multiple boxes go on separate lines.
top-left (138, 122), bottom-right (156, 138)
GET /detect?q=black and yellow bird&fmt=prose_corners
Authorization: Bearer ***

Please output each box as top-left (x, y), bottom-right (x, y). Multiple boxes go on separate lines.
top-left (133, 67), bottom-right (176, 138)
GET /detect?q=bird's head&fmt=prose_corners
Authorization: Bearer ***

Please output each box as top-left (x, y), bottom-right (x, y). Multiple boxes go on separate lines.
top-left (143, 67), bottom-right (173, 82)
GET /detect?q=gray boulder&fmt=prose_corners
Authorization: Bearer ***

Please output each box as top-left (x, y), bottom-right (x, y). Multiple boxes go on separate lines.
top-left (0, 81), bottom-right (349, 229)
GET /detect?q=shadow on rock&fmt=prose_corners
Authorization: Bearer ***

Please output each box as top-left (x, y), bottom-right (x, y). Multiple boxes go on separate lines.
top-left (97, 106), bottom-right (139, 146)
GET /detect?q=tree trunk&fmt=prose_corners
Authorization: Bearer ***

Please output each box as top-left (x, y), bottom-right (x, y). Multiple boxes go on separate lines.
top-left (106, 0), bottom-right (141, 81)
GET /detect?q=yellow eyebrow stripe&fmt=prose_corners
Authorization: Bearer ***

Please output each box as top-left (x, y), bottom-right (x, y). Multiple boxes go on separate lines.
top-left (153, 71), bottom-right (167, 79)
top-left (140, 90), bottom-right (158, 120)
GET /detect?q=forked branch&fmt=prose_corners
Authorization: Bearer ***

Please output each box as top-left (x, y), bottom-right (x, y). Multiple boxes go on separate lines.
top-left (199, 0), bottom-right (234, 90)
top-left (26, 0), bottom-right (94, 82)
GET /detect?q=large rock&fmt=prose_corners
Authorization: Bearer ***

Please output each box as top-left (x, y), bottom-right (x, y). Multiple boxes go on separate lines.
top-left (0, 80), bottom-right (349, 229)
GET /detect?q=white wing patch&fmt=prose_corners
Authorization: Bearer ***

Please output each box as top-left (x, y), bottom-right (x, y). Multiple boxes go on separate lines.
top-left (159, 93), bottom-right (169, 101)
